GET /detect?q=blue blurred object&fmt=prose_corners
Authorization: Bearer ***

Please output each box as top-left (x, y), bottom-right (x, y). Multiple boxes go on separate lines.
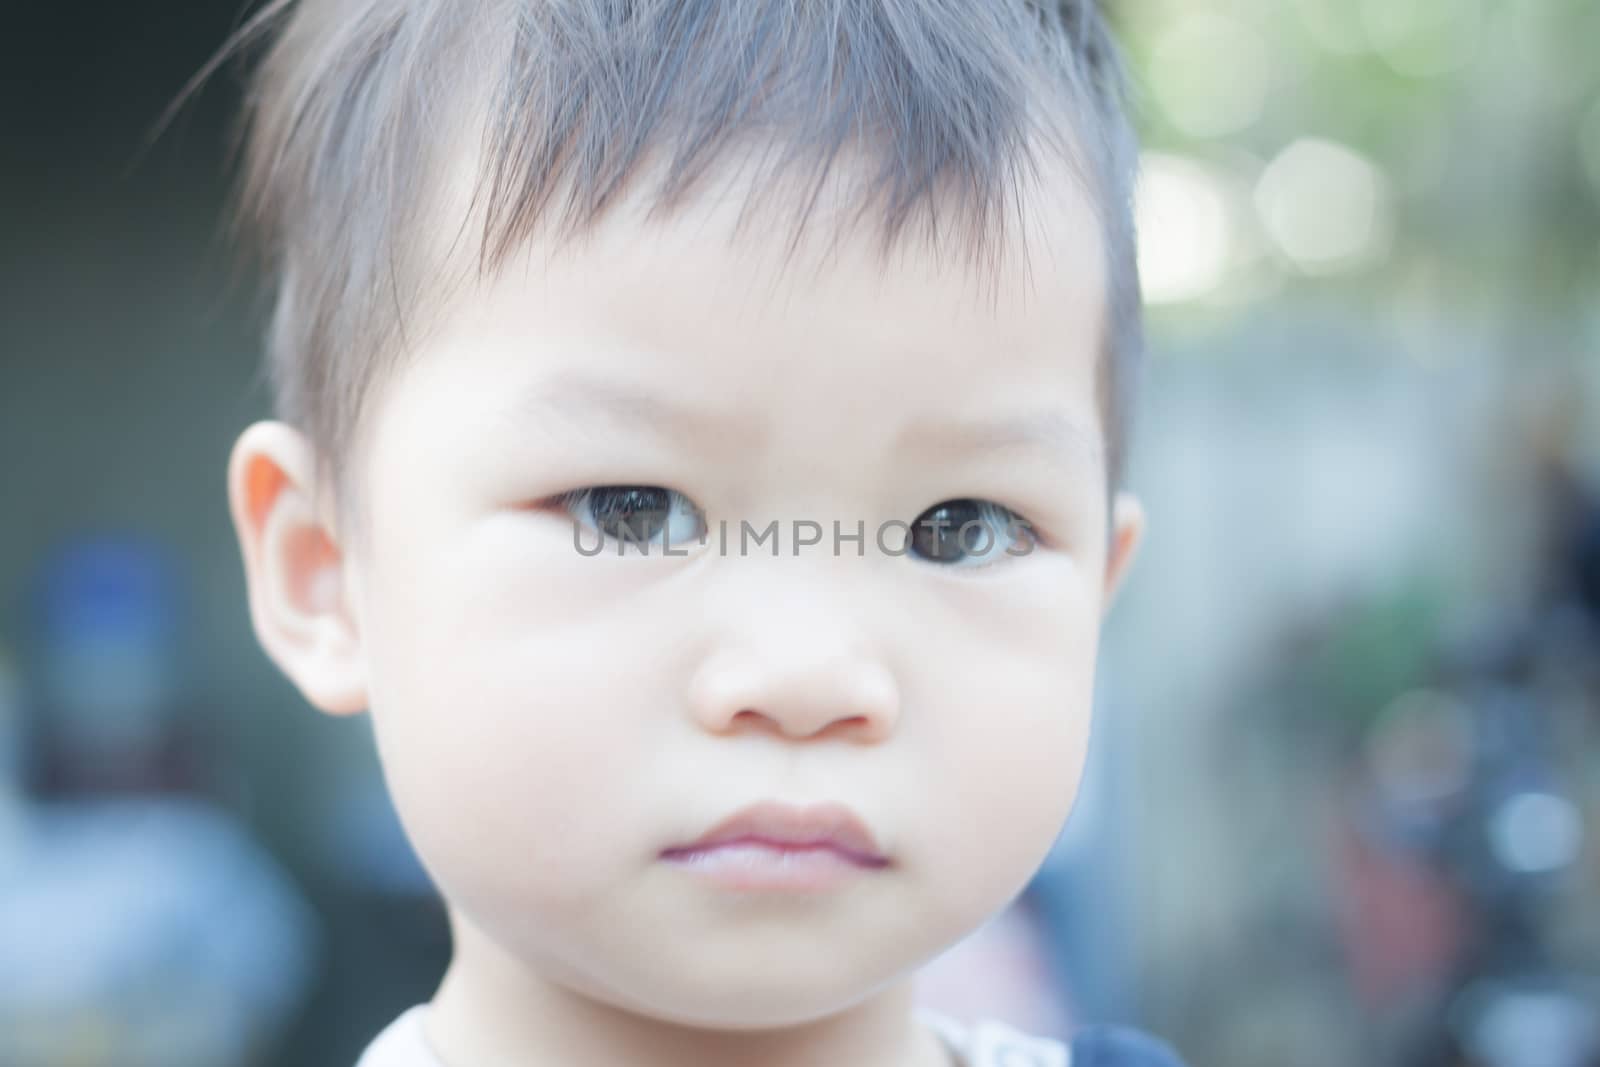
top-left (1, 532), bottom-right (323, 1065)
top-left (30, 531), bottom-right (182, 645)
top-left (25, 530), bottom-right (188, 779)
top-left (0, 797), bottom-right (319, 1067)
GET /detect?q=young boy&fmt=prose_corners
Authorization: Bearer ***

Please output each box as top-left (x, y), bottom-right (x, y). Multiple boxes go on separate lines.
top-left (221, 0), bottom-right (1183, 1063)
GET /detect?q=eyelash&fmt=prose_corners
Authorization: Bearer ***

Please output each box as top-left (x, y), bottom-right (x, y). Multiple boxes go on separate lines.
top-left (543, 485), bottom-right (1043, 567)
top-left (550, 485), bottom-right (706, 547)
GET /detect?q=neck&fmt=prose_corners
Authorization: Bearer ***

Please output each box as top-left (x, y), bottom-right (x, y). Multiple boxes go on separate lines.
top-left (424, 911), bottom-right (955, 1067)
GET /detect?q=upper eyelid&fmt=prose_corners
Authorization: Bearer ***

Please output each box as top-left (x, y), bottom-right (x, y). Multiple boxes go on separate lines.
top-left (548, 484), bottom-right (697, 508)
top-left (557, 485), bottom-right (703, 514)
top-left (918, 499), bottom-right (1050, 551)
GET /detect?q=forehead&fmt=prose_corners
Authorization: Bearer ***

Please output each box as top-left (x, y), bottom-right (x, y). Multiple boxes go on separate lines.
top-left (382, 143), bottom-right (1109, 477)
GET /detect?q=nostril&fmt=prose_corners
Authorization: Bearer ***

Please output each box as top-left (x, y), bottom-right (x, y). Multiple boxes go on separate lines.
top-left (725, 709), bottom-right (875, 739)
top-left (815, 714), bottom-right (877, 741)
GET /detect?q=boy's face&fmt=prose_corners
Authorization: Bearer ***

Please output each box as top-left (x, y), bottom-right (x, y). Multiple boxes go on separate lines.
top-left (231, 155), bottom-right (1143, 1026)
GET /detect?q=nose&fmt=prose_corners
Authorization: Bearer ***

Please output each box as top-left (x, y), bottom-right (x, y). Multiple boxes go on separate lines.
top-left (688, 648), bottom-right (901, 742)
top-left (686, 574), bottom-right (901, 743)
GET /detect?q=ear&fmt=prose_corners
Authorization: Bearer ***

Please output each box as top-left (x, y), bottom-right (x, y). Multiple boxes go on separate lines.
top-left (1100, 490), bottom-right (1145, 617)
top-left (227, 420), bottom-right (369, 715)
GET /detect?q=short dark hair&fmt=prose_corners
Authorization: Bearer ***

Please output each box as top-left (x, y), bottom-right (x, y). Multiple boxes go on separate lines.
top-left (194, 0), bottom-right (1142, 535)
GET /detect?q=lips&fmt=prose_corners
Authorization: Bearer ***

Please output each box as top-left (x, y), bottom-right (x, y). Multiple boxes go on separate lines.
top-left (662, 800), bottom-right (890, 867)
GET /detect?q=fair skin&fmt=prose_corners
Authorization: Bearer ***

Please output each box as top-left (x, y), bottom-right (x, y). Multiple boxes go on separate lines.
top-left (229, 148), bottom-right (1144, 1067)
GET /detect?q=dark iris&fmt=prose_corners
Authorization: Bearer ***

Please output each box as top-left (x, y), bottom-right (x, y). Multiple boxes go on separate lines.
top-left (589, 486), bottom-right (672, 542)
top-left (909, 498), bottom-right (1004, 563)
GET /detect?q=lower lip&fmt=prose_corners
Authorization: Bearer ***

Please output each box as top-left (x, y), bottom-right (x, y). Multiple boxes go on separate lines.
top-left (660, 841), bottom-right (888, 893)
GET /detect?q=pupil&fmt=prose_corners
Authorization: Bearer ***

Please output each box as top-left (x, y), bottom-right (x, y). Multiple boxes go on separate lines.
top-left (593, 487), bottom-right (669, 540)
top-left (912, 500), bottom-right (986, 561)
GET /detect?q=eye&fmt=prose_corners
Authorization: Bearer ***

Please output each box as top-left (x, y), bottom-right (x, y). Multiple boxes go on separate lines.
top-left (906, 498), bottom-right (1037, 568)
top-left (555, 485), bottom-right (706, 548)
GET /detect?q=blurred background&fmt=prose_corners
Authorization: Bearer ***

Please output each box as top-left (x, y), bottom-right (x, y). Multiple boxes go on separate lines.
top-left (2, 0), bottom-right (1597, 1064)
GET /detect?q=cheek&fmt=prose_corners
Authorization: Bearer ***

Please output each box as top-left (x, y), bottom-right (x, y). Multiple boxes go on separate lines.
top-left (358, 540), bottom-right (665, 912)
top-left (908, 577), bottom-right (1101, 911)
top-left (931, 654), bottom-right (1094, 849)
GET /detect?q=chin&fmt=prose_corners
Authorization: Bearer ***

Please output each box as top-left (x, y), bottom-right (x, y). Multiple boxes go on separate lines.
top-left (620, 983), bottom-right (891, 1030)
top-left (574, 946), bottom-right (917, 1030)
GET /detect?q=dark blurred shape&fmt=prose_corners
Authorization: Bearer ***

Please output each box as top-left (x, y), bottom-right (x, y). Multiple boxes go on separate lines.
top-left (1342, 392), bottom-right (1600, 1067)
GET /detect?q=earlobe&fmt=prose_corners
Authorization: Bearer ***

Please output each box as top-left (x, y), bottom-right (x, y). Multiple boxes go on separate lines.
top-left (227, 420), bottom-right (369, 716)
top-left (1100, 490), bottom-right (1145, 617)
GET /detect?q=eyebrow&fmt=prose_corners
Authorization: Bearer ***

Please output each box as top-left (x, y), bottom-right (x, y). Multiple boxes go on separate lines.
top-left (501, 371), bottom-right (1103, 476)
top-left (498, 371), bottom-right (761, 449)
top-left (895, 408), bottom-right (1105, 476)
